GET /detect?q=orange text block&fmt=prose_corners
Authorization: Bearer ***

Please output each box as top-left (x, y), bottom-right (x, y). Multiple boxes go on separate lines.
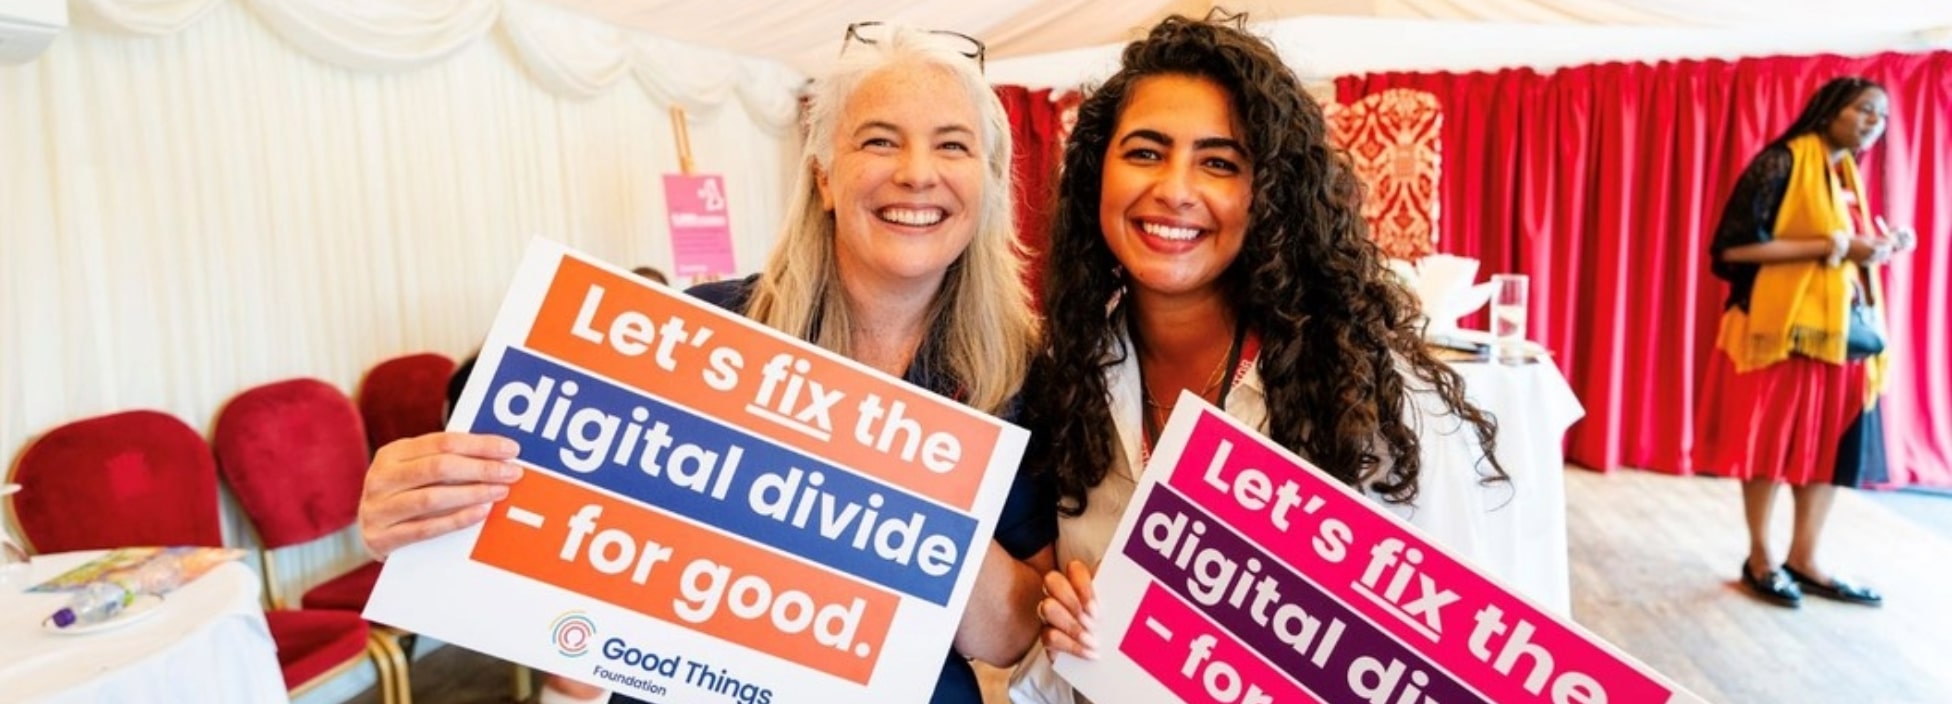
top-left (472, 470), bottom-right (897, 684)
top-left (525, 256), bottom-right (999, 510)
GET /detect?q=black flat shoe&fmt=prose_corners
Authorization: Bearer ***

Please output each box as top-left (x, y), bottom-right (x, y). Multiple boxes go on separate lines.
top-left (1781, 564), bottom-right (1883, 606)
top-left (1739, 562), bottom-right (1802, 607)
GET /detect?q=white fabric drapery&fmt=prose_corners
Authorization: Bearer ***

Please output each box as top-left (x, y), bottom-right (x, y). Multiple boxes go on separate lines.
top-left (61, 0), bottom-right (809, 129)
top-left (500, 0), bottom-right (631, 99)
top-left (1, 9), bottom-right (796, 694)
top-left (72, 0), bottom-right (224, 35)
top-left (246, 0), bottom-right (502, 73)
top-left (537, 0), bottom-right (1952, 75)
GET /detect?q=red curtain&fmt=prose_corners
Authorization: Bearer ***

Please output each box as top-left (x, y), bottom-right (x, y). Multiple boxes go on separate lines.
top-left (995, 85), bottom-right (1064, 301)
top-left (1338, 52), bottom-right (1952, 488)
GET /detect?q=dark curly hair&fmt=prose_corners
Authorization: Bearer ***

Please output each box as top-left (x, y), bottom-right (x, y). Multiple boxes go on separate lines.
top-left (1023, 13), bottom-right (1505, 517)
top-left (1769, 76), bottom-right (1885, 152)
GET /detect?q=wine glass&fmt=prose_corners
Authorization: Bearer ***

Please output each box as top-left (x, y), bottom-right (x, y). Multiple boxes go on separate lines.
top-left (1491, 274), bottom-right (1530, 364)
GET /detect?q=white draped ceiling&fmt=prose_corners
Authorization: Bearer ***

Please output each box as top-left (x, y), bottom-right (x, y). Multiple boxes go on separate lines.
top-left (540, 0), bottom-right (1952, 76)
top-left (36, 0), bottom-right (1952, 103)
top-left (66, 0), bottom-right (808, 127)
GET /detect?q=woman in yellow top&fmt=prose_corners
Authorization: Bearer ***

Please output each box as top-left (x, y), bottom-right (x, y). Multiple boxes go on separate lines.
top-left (1699, 76), bottom-right (1917, 608)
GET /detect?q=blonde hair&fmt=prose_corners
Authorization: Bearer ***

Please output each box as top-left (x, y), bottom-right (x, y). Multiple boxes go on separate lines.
top-left (745, 27), bottom-right (1034, 414)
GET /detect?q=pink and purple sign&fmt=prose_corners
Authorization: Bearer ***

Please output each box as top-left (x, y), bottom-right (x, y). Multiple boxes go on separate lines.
top-left (662, 174), bottom-right (735, 277)
top-left (1055, 396), bottom-right (1703, 704)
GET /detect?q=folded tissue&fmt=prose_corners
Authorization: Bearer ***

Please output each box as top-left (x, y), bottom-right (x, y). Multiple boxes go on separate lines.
top-left (1389, 254), bottom-right (1496, 334)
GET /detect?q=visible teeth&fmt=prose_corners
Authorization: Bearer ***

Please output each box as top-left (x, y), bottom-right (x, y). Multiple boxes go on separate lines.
top-left (1141, 222), bottom-right (1200, 241)
top-left (879, 208), bottom-right (944, 227)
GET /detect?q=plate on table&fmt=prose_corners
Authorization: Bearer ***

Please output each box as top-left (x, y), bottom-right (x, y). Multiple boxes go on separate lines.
top-left (1429, 328), bottom-right (1551, 361)
top-left (41, 593), bottom-right (165, 635)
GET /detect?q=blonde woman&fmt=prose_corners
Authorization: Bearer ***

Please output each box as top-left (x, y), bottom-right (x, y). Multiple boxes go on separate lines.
top-left (359, 25), bottom-right (1051, 704)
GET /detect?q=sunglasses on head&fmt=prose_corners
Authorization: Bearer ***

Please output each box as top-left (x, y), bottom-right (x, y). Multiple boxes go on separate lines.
top-left (841, 21), bottom-right (985, 71)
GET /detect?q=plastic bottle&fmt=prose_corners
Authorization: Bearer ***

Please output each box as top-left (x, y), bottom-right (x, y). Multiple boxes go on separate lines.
top-left (49, 581), bottom-right (134, 629)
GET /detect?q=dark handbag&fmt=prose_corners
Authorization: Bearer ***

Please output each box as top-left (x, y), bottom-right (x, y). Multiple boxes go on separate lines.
top-left (1846, 300), bottom-right (1885, 360)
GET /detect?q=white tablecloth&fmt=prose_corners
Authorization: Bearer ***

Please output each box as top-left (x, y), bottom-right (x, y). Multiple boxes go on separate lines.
top-left (1450, 359), bottom-right (1584, 614)
top-left (0, 551), bottom-right (289, 704)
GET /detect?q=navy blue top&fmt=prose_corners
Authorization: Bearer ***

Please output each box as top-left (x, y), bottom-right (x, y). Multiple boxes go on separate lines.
top-left (610, 275), bottom-right (1054, 704)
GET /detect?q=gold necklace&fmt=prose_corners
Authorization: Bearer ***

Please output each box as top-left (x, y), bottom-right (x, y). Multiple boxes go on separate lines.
top-left (1140, 345), bottom-right (1233, 439)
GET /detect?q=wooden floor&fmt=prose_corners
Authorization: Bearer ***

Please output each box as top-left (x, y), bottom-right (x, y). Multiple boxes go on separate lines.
top-left (1561, 468), bottom-right (1952, 704)
top-left (352, 468), bottom-right (1952, 704)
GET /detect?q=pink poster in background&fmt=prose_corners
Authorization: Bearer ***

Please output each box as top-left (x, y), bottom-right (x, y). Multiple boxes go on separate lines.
top-left (663, 174), bottom-right (735, 277)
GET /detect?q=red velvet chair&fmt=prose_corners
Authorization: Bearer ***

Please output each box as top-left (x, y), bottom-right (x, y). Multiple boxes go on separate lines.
top-left (7, 407), bottom-right (393, 700)
top-left (357, 352), bottom-right (457, 453)
top-left (212, 378), bottom-right (408, 703)
top-left (7, 410), bottom-right (223, 553)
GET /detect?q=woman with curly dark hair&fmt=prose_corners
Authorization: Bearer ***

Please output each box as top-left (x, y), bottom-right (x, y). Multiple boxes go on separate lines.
top-left (1012, 14), bottom-right (1505, 700)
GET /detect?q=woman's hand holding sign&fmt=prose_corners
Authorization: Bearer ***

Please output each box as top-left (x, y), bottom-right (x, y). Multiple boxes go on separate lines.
top-left (1039, 559), bottom-right (1101, 661)
top-left (359, 432), bottom-right (525, 559)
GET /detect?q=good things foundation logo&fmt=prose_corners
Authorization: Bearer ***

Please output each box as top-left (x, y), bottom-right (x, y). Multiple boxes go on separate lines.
top-left (551, 611), bottom-right (598, 657)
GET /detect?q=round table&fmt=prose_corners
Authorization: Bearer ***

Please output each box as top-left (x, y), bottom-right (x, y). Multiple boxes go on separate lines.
top-left (0, 550), bottom-right (288, 703)
top-left (1449, 358), bottom-right (1585, 615)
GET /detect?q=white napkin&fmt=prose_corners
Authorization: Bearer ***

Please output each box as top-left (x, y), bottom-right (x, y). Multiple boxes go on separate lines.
top-left (1393, 254), bottom-right (1494, 333)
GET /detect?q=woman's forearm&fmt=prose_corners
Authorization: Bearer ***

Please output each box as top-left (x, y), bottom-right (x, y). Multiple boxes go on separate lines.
top-left (1720, 237), bottom-right (1833, 264)
top-left (953, 542), bottom-right (1054, 666)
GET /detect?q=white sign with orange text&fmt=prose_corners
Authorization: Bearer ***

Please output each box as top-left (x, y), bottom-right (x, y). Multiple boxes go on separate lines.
top-left (367, 239), bottom-right (1026, 704)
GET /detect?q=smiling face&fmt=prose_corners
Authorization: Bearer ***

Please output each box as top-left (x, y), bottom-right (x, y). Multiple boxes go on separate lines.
top-left (1823, 86), bottom-right (1889, 152)
top-left (815, 62), bottom-right (985, 292)
top-left (1099, 74), bottom-right (1254, 302)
